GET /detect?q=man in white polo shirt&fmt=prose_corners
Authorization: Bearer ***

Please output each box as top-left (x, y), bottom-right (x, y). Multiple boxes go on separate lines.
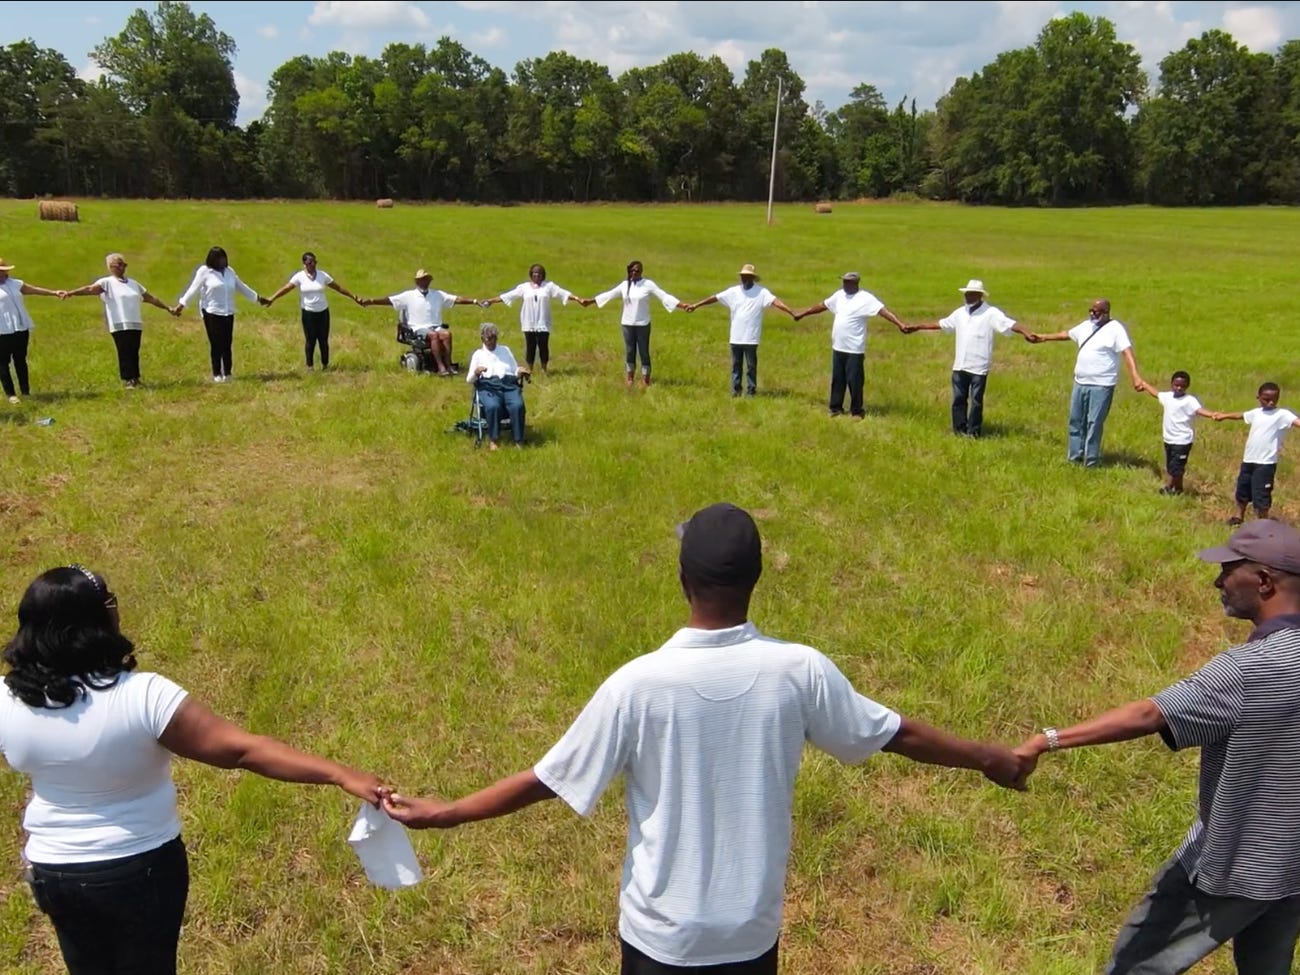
top-left (794, 272), bottom-right (909, 418)
top-left (357, 268), bottom-right (477, 376)
top-left (684, 264), bottom-right (796, 397)
top-left (905, 278), bottom-right (1039, 437)
top-left (1033, 298), bottom-right (1146, 466)
top-left (383, 502), bottom-right (1027, 975)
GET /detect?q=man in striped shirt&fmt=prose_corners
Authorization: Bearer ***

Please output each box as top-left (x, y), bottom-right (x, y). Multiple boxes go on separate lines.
top-left (1016, 519), bottom-right (1300, 974)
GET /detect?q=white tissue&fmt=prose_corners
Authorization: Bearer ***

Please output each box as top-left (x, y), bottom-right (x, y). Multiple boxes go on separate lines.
top-left (348, 803), bottom-right (424, 890)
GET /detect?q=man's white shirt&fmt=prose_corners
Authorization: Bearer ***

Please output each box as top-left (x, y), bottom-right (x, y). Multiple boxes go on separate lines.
top-left (390, 288), bottom-right (458, 331)
top-left (1068, 318), bottom-right (1132, 386)
top-left (715, 284), bottom-right (776, 345)
top-left (939, 302), bottom-right (1017, 375)
top-left (825, 289), bottom-right (885, 354)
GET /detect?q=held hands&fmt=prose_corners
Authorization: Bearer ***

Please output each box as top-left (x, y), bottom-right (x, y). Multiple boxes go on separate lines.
top-left (983, 744), bottom-right (1033, 791)
top-left (478, 299), bottom-right (492, 309)
top-left (258, 296), bottom-right (272, 307)
top-left (1022, 332), bottom-right (1042, 343)
top-left (382, 792), bottom-right (456, 829)
top-left (57, 290), bottom-right (70, 300)
top-left (337, 768), bottom-right (390, 807)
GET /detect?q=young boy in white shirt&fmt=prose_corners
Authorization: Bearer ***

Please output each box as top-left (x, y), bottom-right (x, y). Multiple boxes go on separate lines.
top-left (1214, 382), bottom-right (1300, 524)
top-left (1138, 371), bottom-right (1217, 496)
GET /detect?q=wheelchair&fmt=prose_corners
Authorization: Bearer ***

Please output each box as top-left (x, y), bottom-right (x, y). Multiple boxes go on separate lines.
top-left (396, 315), bottom-right (457, 374)
top-left (457, 372), bottom-right (530, 448)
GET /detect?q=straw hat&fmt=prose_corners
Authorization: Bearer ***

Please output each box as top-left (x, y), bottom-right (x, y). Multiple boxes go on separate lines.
top-left (959, 278), bottom-right (988, 295)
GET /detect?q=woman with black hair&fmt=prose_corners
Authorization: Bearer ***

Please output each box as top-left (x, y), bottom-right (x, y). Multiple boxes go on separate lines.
top-left (593, 260), bottom-right (687, 387)
top-left (477, 263), bottom-right (593, 375)
top-left (265, 251), bottom-right (359, 370)
top-left (174, 246), bottom-right (270, 383)
top-left (0, 566), bottom-right (385, 975)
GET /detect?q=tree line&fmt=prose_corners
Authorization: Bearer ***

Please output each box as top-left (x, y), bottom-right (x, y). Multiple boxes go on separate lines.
top-left (3, 1), bottom-right (1299, 206)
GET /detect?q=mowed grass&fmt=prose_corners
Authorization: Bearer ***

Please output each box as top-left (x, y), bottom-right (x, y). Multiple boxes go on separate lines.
top-left (1, 199), bottom-right (1297, 975)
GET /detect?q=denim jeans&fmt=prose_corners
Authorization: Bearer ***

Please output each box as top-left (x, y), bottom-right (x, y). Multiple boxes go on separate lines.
top-left (477, 377), bottom-right (526, 444)
top-left (951, 369), bottom-right (989, 435)
top-left (1107, 856), bottom-right (1300, 975)
top-left (1068, 382), bottom-right (1116, 465)
top-left (29, 836), bottom-right (189, 975)
top-left (730, 344), bottom-right (757, 395)
top-left (829, 351), bottom-right (865, 416)
top-left (622, 324), bottom-right (651, 374)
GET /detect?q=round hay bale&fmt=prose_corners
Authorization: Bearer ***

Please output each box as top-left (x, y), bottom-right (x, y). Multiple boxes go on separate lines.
top-left (813, 203), bottom-right (833, 214)
top-left (38, 201), bottom-right (79, 222)
top-left (376, 198), bottom-right (395, 209)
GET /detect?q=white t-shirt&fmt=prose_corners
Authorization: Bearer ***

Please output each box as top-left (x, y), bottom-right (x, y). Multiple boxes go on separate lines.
top-left (467, 344), bottom-right (519, 382)
top-left (500, 281), bottom-right (573, 332)
top-left (290, 269), bottom-right (334, 313)
top-left (533, 622), bottom-right (901, 967)
top-left (390, 288), bottom-right (457, 331)
top-left (0, 671), bottom-right (189, 864)
top-left (1243, 407), bottom-right (1300, 464)
top-left (939, 302), bottom-right (1017, 376)
top-left (715, 284), bottom-right (776, 345)
top-left (178, 265), bottom-right (259, 315)
top-left (825, 289), bottom-right (885, 354)
top-left (594, 279), bottom-right (680, 326)
top-left (1068, 319), bottom-right (1133, 386)
top-left (0, 278), bottom-right (35, 334)
top-left (95, 276), bottom-right (147, 332)
top-left (1158, 391), bottom-right (1204, 446)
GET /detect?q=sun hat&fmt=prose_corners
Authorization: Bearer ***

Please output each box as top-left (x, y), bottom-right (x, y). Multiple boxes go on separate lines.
top-left (1197, 520), bottom-right (1300, 574)
top-left (414, 268), bottom-right (431, 280)
top-left (959, 279), bottom-right (988, 295)
top-left (0, 258), bottom-right (14, 271)
top-left (738, 263), bottom-right (759, 278)
top-left (678, 503), bottom-right (763, 589)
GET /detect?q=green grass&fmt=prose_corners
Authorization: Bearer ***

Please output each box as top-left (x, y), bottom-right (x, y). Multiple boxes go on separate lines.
top-left (2, 199), bottom-right (1296, 974)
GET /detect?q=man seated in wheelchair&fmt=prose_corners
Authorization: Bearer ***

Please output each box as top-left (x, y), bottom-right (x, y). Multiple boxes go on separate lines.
top-left (468, 322), bottom-right (530, 450)
top-left (358, 268), bottom-right (475, 376)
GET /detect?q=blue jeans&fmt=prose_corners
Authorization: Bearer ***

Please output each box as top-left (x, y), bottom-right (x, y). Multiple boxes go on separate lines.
top-left (1107, 856), bottom-right (1300, 975)
top-left (477, 377), bottom-right (525, 444)
top-left (829, 351), bottom-right (865, 416)
top-left (730, 344), bottom-right (757, 395)
top-left (1068, 382), bottom-right (1115, 465)
top-left (951, 370), bottom-right (988, 436)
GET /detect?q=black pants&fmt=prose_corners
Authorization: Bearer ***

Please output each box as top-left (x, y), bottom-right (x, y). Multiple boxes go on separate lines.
top-left (1236, 462), bottom-right (1278, 513)
top-left (623, 324), bottom-right (651, 374)
top-left (621, 939), bottom-right (778, 975)
top-left (29, 837), bottom-right (189, 975)
top-left (524, 331), bottom-right (551, 369)
top-left (829, 350), bottom-right (865, 416)
top-left (0, 329), bottom-right (31, 396)
top-left (951, 369), bottom-right (989, 436)
top-left (1164, 442), bottom-right (1193, 478)
top-left (730, 343), bottom-right (758, 395)
top-left (302, 308), bottom-right (331, 367)
top-left (201, 311), bottom-right (235, 377)
top-left (111, 329), bottom-right (143, 382)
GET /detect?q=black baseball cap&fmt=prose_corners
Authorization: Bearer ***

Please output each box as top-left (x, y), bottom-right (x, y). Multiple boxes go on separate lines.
top-left (678, 503), bottom-right (763, 589)
top-left (1197, 520), bottom-right (1300, 574)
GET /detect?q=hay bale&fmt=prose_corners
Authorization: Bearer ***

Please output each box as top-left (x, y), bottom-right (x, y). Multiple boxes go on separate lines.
top-left (376, 198), bottom-right (395, 209)
top-left (38, 200), bottom-right (79, 222)
top-left (813, 202), bottom-right (833, 214)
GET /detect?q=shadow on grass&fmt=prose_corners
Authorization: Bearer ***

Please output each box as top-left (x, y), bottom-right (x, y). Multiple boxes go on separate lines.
top-left (1076, 451), bottom-right (1163, 476)
top-left (21, 389), bottom-right (107, 404)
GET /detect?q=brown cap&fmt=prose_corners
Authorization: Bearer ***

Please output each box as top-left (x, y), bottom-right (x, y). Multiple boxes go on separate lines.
top-left (1197, 520), bottom-right (1300, 574)
top-left (678, 503), bottom-right (762, 589)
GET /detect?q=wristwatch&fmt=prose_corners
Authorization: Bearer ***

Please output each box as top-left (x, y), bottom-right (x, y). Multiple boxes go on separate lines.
top-left (1043, 727), bottom-right (1061, 752)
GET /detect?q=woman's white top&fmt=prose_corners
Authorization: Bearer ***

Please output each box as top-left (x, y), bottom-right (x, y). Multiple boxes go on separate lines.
top-left (95, 276), bottom-right (148, 332)
top-left (178, 265), bottom-right (259, 315)
top-left (467, 343), bottom-right (520, 382)
top-left (499, 280), bottom-right (573, 332)
top-left (0, 278), bottom-right (35, 334)
top-left (595, 279), bottom-right (680, 326)
top-left (0, 671), bottom-right (189, 864)
top-left (289, 269), bottom-right (334, 312)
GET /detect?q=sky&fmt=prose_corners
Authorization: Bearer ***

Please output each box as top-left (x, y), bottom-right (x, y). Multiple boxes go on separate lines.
top-left (4, 2), bottom-right (1298, 125)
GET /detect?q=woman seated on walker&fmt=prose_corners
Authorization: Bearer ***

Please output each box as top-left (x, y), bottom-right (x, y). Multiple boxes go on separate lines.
top-left (467, 322), bottom-right (529, 450)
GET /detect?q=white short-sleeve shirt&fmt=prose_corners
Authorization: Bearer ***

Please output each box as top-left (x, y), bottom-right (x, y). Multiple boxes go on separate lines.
top-left (939, 302), bottom-right (1017, 375)
top-left (1243, 407), bottom-right (1300, 464)
top-left (0, 671), bottom-right (189, 863)
top-left (0, 278), bottom-right (35, 334)
top-left (715, 284), bottom-right (776, 345)
top-left (500, 280), bottom-right (573, 332)
top-left (1158, 391), bottom-right (1204, 446)
top-left (94, 276), bottom-right (147, 332)
top-left (825, 288), bottom-right (885, 354)
top-left (390, 288), bottom-right (458, 331)
top-left (594, 279), bottom-right (680, 326)
top-left (467, 343), bottom-right (519, 382)
top-left (533, 622), bottom-right (900, 968)
top-left (290, 269), bottom-right (333, 313)
top-left (1068, 319), bottom-right (1133, 386)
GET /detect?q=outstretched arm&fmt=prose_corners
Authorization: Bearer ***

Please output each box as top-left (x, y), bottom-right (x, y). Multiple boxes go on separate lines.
top-left (19, 283), bottom-right (64, 298)
top-left (267, 283), bottom-right (295, 304)
top-left (793, 301), bottom-right (828, 322)
top-left (61, 282), bottom-right (106, 299)
top-left (357, 296), bottom-right (394, 308)
top-left (326, 279), bottom-right (357, 303)
top-left (685, 295), bottom-right (719, 313)
top-left (454, 296), bottom-right (477, 306)
top-left (879, 306), bottom-right (909, 332)
top-left (1009, 323), bottom-right (1041, 343)
top-left (1034, 330), bottom-right (1072, 342)
top-left (141, 290), bottom-right (174, 315)
top-left (478, 296), bottom-right (504, 309)
top-left (1013, 699), bottom-right (1166, 783)
top-left (1214, 411), bottom-right (1245, 422)
top-left (882, 717), bottom-right (1026, 790)
top-left (905, 322), bottom-right (942, 334)
top-left (770, 297), bottom-right (796, 318)
top-left (382, 769), bottom-right (557, 829)
top-left (1138, 381), bottom-right (1160, 398)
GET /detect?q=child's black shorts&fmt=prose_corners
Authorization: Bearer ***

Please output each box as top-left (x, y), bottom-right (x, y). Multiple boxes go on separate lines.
top-left (1235, 462), bottom-right (1278, 512)
top-left (1164, 442), bottom-right (1192, 477)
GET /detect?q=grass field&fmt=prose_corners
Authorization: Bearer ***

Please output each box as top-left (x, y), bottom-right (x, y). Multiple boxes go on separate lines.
top-left (1, 199), bottom-right (1298, 975)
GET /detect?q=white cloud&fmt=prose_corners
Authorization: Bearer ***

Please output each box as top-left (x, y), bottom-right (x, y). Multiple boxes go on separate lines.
top-left (1222, 5), bottom-right (1283, 50)
top-left (308, 1), bottom-right (430, 30)
top-left (471, 26), bottom-right (505, 47)
top-left (257, 24), bottom-right (280, 41)
top-left (77, 61), bottom-right (104, 84)
top-left (234, 70), bottom-right (269, 123)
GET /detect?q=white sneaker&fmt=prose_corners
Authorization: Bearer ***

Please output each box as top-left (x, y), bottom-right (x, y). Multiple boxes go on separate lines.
top-left (6, 395), bottom-right (18, 404)
top-left (213, 375), bottom-right (223, 384)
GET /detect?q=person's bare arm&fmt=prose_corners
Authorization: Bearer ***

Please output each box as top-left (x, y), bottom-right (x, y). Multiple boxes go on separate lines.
top-left (879, 306), bottom-right (909, 332)
top-left (882, 717), bottom-right (1026, 790)
top-left (685, 295), bottom-right (719, 313)
top-left (20, 283), bottom-right (62, 298)
top-left (267, 283), bottom-right (295, 304)
top-left (61, 282), bottom-right (106, 299)
top-left (770, 297), bottom-right (796, 318)
top-left (141, 290), bottom-right (173, 314)
top-left (1009, 323), bottom-right (1042, 343)
top-left (1012, 699), bottom-right (1167, 783)
top-left (793, 301), bottom-right (828, 322)
top-left (382, 769), bottom-right (557, 828)
top-left (358, 296), bottom-right (394, 308)
top-left (1214, 411), bottom-right (1244, 421)
top-left (1122, 347), bottom-right (1145, 390)
top-left (326, 279), bottom-right (357, 302)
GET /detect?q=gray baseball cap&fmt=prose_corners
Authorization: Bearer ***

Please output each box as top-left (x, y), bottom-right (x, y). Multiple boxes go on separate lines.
top-left (1197, 520), bottom-right (1300, 574)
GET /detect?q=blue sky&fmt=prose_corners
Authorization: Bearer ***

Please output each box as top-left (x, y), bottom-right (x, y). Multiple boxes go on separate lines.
top-left (5, 2), bottom-right (1297, 124)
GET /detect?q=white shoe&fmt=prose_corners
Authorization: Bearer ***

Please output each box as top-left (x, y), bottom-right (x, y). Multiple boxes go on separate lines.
top-left (6, 395), bottom-right (18, 404)
top-left (213, 375), bottom-right (223, 384)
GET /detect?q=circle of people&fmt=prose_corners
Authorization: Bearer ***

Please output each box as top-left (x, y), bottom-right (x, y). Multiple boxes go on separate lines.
top-left (0, 250), bottom-right (1293, 508)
